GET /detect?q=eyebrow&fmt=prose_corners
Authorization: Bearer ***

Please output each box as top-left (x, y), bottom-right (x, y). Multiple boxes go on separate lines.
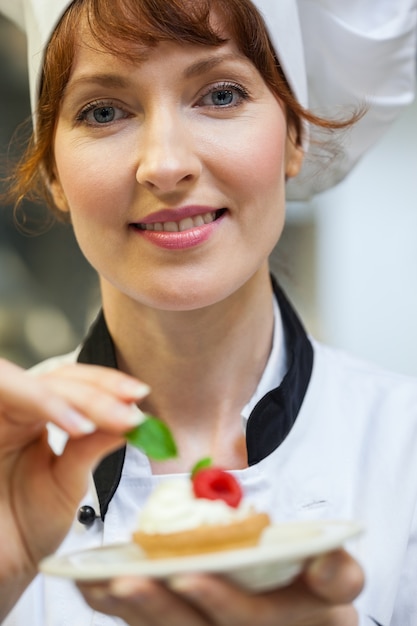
top-left (183, 53), bottom-right (250, 78)
top-left (65, 73), bottom-right (132, 93)
top-left (64, 53), bottom-right (251, 95)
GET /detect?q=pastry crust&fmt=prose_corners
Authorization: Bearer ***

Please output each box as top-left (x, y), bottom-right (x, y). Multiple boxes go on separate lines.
top-left (133, 512), bottom-right (270, 558)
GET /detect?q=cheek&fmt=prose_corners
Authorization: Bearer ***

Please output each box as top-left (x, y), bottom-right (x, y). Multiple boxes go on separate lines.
top-left (215, 115), bottom-right (287, 199)
top-left (247, 136), bottom-right (286, 190)
top-left (227, 113), bottom-right (288, 249)
top-left (53, 134), bottom-right (131, 221)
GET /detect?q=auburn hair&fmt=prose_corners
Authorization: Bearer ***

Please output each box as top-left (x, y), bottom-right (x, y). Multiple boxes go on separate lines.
top-left (4, 0), bottom-right (359, 219)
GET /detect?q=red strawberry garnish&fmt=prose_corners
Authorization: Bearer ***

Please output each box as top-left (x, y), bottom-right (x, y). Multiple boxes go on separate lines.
top-left (192, 467), bottom-right (243, 508)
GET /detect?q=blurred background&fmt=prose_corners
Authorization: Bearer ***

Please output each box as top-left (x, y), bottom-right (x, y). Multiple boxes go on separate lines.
top-left (1, 14), bottom-right (416, 374)
top-left (0, 15), bottom-right (99, 367)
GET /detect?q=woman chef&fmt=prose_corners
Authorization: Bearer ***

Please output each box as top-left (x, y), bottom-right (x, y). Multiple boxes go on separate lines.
top-left (0, 1), bottom-right (416, 625)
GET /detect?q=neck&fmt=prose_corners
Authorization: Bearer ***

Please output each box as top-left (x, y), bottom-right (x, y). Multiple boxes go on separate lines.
top-left (100, 269), bottom-right (277, 470)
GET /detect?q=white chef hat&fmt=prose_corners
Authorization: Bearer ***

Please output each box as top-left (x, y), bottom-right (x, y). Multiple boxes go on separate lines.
top-left (0, 0), bottom-right (416, 199)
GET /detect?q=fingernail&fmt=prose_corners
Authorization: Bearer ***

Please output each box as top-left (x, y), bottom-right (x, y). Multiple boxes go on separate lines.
top-left (308, 553), bottom-right (337, 584)
top-left (110, 577), bottom-right (146, 598)
top-left (167, 575), bottom-right (200, 597)
top-left (119, 404), bottom-right (147, 427)
top-left (120, 380), bottom-right (151, 398)
top-left (62, 408), bottom-right (96, 434)
top-left (85, 586), bottom-right (108, 601)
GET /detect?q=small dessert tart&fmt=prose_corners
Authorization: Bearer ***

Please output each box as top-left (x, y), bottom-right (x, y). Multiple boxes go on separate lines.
top-left (133, 467), bottom-right (270, 558)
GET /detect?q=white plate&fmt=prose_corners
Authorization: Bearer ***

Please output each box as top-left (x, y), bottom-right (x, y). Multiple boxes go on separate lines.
top-left (40, 520), bottom-right (362, 592)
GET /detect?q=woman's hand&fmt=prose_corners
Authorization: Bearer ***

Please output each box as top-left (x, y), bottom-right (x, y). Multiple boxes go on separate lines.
top-left (78, 549), bottom-right (364, 625)
top-left (0, 358), bottom-right (149, 619)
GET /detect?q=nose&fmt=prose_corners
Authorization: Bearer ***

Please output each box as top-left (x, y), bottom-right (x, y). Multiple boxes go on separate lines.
top-left (136, 110), bottom-right (202, 194)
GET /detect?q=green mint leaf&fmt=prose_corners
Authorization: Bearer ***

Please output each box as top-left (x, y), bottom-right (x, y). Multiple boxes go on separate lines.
top-left (125, 415), bottom-right (177, 460)
top-left (191, 456), bottom-right (213, 478)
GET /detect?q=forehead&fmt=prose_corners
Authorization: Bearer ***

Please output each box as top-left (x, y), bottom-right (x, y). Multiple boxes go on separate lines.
top-left (66, 1), bottom-right (229, 57)
top-left (66, 10), bottom-right (246, 76)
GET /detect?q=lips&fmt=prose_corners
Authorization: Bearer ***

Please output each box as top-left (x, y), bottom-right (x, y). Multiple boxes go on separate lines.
top-left (133, 208), bottom-right (226, 233)
top-left (130, 208), bottom-right (227, 250)
top-left (137, 211), bottom-right (216, 232)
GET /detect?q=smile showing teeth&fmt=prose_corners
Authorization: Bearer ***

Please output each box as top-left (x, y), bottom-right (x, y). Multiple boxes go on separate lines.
top-left (138, 211), bottom-right (218, 232)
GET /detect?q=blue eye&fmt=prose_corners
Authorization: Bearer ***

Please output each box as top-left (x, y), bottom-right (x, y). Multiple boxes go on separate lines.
top-left (211, 89), bottom-right (234, 106)
top-left (198, 82), bottom-right (250, 108)
top-left (93, 106), bottom-right (115, 123)
top-left (76, 101), bottom-right (129, 126)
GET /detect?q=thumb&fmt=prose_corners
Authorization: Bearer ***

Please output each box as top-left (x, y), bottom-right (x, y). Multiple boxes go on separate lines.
top-left (303, 550), bottom-right (365, 605)
top-left (53, 432), bottom-right (124, 504)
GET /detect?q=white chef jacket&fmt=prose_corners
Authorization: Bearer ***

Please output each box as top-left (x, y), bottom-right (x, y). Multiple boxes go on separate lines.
top-left (4, 280), bottom-right (417, 626)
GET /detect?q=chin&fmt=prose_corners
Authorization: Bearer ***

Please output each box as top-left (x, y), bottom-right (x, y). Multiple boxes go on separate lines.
top-left (137, 281), bottom-right (240, 313)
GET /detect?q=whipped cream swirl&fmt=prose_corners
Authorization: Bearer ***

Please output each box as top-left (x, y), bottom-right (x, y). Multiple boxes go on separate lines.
top-left (138, 479), bottom-right (253, 534)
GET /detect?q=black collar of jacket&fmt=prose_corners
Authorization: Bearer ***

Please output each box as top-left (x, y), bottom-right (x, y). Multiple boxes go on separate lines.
top-left (77, 277), bottom-right (313, 520)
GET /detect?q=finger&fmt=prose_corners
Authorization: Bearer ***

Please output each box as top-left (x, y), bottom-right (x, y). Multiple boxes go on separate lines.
top-left (0, 359), bottom-right (150, 437)
top-left (40, 375), bottom-right (148, 434)
top-left (39, 363), bottom-right (150, 401)
top-left (14, 430), bottom-right (123, 510)
top-left (79, 577), bottom-right (210, 626)
top-left (168, 572), bottom-right (359, 626)
top-left (168, 574), bottom-right (283, 625)
top-left (39, 363), bottom-right (151, 432)
top-left (303, 549), bottom-right (365, 605)
top-left (54, 431), bottom-right (125, 492)
top-left (0, 359), bottom-right (88, 437)
top-left (77, 583), bottom-right (130, 621)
